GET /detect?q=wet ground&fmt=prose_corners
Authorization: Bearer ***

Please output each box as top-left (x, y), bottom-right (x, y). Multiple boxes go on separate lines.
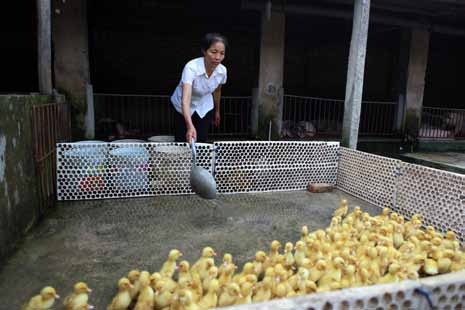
top-left (0, 190), bottom-right (380, 309)
top-left (401, 152), bottom-right (465, 174)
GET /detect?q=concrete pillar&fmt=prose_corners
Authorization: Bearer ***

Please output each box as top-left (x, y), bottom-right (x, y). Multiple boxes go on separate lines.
top-left (257, 11), bottom-right (285, 140)
top-left (395, 29), bottom-right (411, 131)
top-left (85, 83), bottom-right (95, 139)
top-left (341, 0), bottom-right (371, 149)
top-left (251, 88), bottom-right (259, 136)
top-left (37, 0), bottom-right (52, 95)
top-left (403, 29), bottom-right (430, 138)
top-left (52, 0), bottom-right (91, 139)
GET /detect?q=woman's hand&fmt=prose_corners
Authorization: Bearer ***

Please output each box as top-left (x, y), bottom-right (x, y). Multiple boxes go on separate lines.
top-left (186, 125), bottom-right (197, 144)
top-left (214, 110), bottom-right (221, 128)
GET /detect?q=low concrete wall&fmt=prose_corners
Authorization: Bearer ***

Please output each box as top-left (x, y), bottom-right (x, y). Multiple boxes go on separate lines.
top-left (0, 95), bottom-right (50, 261)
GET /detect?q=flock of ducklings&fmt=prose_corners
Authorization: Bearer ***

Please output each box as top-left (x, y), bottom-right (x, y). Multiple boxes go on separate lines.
top-left (24, 199), bottom-right (465, 310)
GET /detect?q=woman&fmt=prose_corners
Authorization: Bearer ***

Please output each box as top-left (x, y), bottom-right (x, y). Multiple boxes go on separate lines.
top-left (170, 33), bottom-right (228, 143)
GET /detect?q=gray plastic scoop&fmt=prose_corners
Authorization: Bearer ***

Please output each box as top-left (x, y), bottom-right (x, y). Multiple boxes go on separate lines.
top-left (190, 139), bottom-right (217, 199)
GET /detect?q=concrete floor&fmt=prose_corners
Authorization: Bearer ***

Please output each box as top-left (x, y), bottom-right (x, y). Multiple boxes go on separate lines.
top-left (0, 190), bottom-right (381, 309)
top-left (401, 152), bottom-right (465, 174)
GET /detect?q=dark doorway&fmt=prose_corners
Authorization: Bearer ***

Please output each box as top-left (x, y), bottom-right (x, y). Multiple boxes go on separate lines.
top-left (87, 0), bottom-right (260, 96)
top-left (0, 1), bottom-right (38, 93)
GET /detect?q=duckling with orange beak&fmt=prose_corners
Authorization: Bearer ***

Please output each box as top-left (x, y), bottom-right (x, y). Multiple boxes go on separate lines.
top-left (64, 282), bottom-right (92, 310)
top-left (134, 271), bottom-right (154, 310)
top-left (160, 249), bottom-right (183, 278)
top-left (127, 269), bottom-right (141, 300)
top-left (107, 278), bottom-right (133, 310)
top-left (23, 286), bottom-right (60, 310)
top-left (251, 251), bottom-right (268, 276)
top-left (218, 283), bottom-right (242, 307)
top-left (191, 247), bottom-right (216, 277)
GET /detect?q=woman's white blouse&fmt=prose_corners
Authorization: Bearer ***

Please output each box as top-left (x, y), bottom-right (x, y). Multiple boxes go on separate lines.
top-left (171, 57), bottom-right (227, 118)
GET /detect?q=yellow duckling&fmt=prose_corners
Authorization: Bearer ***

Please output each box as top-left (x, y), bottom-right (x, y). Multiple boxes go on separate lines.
top-left (340, 264), bottom-right (356, 288)
top-left (358, 246), bottom-right (380, 277)
top-left (128, 269), bottom-right (141, 300)
top-left (170, 278), bottom-right (193, 310)
top-left (218, 262), bottom-right (237, 292)
top-left (177, 261), bottom-right (192, 284)
top-left (289, 267), bottom-right (309, 293)
top-left (379, 263), bottom-right (402, 284)
top-left (392, 223), bottom-right (405, 249)
top-left (304, 280), bottom-right (318, 295)
top-left (424, 258), bottom-right (439, 275)
top-left (153, 280), bottom-right (173, 310)
top-left (150, 272), bottom-right (177, 294)
top-left (437, 249), bottom-right (454, 274)
top-left (252, 277), bottom-right (272, 303)
top-left (443, 231), bottom-right (458, 250)
top-left (178, 289), bottom-right (200, 310)
top-left (333, 199), bottom-right (348, 218)
top-left (160, 249), bottom-right (183, 278)
top-left (218, 253), bottom-right (234, 276)
top-left (218, 283), bottom-right (242, 307)
top-left (238, 274), bottom-right (258, 287)
top-left (273, 264), bottom-right (292, 298)
top-left (198, 258), bottom-right (215, 282)
top-left (188, 271), bottom-right (203, 303)
top-left (377, 246), bottom-right (393, 275)
top-left (252, 250), bottom-right (268, 276)
top-left (202, 265), bottom-right (218, 292)
top-left (353, 267), bottom-right (371, 287)
top-left (317, 257), bottom-right (345, 291)
top-left (198, 279), bottom-right (219, 310)
top-left (309, 259), bottom-right (327, 283)
top-left (450, 251), bottom-right (465, 272)
top-left (233, 262), bottom-right (254, 283)
top-left (64, 282), bottom-right (92, 310)
top-left (191, 247), bottom-right (217, 277)
top-left (403, 254), bottom-right (426, 274)
top-left (291, 241), bottom-right (307, 267)
top-left (301, 225), bottom-right (309, 242)
top-left (343, 206), bottom-right (362, 225)
top-left (235, 282), bottom-right (254, 305)
top-left (107, 278), bottom-right (133, 310)
top-left (134, 271), bottom-right (154, 310)
top-left (283, 242), bottom-right (296, 273)
top-left (374, 207), bottom-right (391, 224)
top-left (404, 217), bottom-right (423, 239)
top-left (266, 240), bottom-right (282, 269)
top-left (23, 286), bottom-right (60, 310)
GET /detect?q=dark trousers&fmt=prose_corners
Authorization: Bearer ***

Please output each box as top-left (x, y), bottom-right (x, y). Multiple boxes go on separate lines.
top-left (174, 107), bottom-right (213, 143)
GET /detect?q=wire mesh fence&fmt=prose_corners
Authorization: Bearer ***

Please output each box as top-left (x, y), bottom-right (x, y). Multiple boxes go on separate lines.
top-left (282, 95), bottom-right (398, 137)
top-left (94, 93), bottom-right (252, 139)
top-left (420, 107), bottom-right (465, 139)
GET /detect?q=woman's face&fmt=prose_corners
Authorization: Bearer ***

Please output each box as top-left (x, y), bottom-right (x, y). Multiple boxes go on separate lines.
top-left (203, 41), bottom-right (225, 68)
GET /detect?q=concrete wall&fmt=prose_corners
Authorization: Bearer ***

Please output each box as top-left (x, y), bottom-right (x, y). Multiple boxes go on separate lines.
top-left (53, 0), bottom-right (90, 139)
top-left (0, 95), bottom-right (48, 261)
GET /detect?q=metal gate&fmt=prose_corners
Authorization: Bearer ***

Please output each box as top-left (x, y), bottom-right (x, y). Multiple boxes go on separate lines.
top-left (32, 102), bottom-right (71, 216)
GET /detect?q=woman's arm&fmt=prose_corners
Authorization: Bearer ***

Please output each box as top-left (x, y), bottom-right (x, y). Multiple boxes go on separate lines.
top-left (213, 85), bottom-right (222, 127)
top-left (181, 83), bottom-right (196, 143)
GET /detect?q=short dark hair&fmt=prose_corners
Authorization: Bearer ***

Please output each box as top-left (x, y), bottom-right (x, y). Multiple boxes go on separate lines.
top-left (200, 33), bottom-right (228, 52)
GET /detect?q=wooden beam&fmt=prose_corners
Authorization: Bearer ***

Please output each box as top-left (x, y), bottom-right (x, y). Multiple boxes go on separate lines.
top-left (37, 0), bottom-right (52, 94)
top-left (241, 0), bottom-right (465, 36)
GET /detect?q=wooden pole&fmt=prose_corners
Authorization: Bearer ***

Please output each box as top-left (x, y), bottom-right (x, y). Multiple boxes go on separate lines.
top-left (37, 0), bottom-right (52, 94)
top-left (341, 0), bottom-right (371, 149)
